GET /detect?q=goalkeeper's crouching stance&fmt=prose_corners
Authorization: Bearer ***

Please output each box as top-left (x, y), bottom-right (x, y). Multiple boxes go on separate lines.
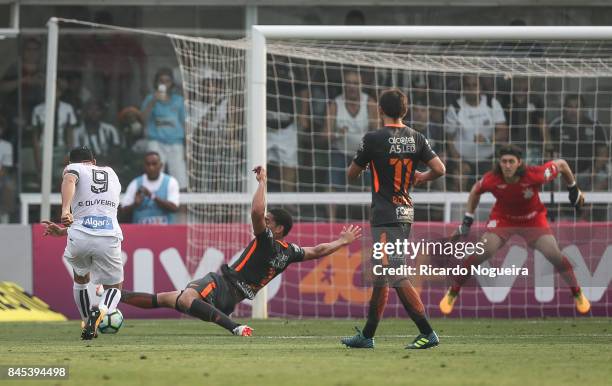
top-left (439, 145), bottom-right (590, 315)
top-left (121, 166), bottom-right (362, 336)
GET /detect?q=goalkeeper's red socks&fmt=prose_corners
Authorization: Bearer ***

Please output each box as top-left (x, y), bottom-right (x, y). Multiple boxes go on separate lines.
top-left (450, 254), bottom-right (482, 294)
top-left (557, 255), bottom-right (581, 296)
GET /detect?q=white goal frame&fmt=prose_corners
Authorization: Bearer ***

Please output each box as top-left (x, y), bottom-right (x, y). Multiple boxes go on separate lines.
top-left (247, 25), bottom-right (612, 318)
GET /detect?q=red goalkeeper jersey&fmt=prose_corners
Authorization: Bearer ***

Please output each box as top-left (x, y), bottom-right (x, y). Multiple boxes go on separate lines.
top-left (476, 161), bottom-right (559, 222)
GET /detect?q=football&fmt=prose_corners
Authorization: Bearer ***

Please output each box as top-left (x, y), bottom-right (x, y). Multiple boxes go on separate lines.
top-left (98, 309), bottom-right (124, 334)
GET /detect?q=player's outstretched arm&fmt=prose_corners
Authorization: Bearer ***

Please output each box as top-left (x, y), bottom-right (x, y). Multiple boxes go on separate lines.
top-left (414, 156), bottom-right (446, 186)
top-left (552, 159), bottom-right (585, 208)
top-left (41, 220), bottom-right (68, 237)
top-left (552, 159), bottom-right (576, 186)
top-left (60, 173), bottom-right (77, 227)
top-left (251, 166), bottom-right (267, 235)
top-left (302, 225), bottom-right (362, 261)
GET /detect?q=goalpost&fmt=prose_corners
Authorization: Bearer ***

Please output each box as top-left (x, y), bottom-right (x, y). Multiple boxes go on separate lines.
top-left (245, 25), bottom-right (612, 318)
top-left (42, 20), bottom-right (612, 319)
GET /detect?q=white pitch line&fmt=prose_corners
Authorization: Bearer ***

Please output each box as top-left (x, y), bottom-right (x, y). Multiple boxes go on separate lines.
top-left (261, 334), bottom-right (612, 339)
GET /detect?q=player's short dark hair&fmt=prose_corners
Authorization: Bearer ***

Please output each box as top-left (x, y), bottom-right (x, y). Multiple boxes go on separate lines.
top-left (144, 151), bottom-right (161, 160)
top-left (493, 144), bottom-right (525, 176)
top-left (379, 88), bottom-right (408, 119)
top-left (69, 146), bottom-right (94, 163)
top-left (268, 208), bottom-right (293, 237)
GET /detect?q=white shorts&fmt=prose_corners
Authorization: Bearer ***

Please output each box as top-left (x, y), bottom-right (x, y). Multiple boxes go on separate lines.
top-left (267, 122), bottom-right (298, 167)
top-left (148, 140), bottom-right (188, 189)
top-left (63, 229), bottom-right (124, 285)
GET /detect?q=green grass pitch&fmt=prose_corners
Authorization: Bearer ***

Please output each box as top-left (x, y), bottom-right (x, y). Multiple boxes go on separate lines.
top-left (1, 318), bottom-right (611, 386)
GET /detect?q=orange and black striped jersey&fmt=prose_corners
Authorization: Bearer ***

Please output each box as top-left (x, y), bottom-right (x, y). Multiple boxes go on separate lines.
top-left (353, 124), bottom-right (437, 225)
top-left (221, 228), bottom-right (305, 299)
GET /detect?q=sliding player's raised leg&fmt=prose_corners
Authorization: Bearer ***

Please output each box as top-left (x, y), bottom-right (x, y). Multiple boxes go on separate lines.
top-left (121, 273), bottom-right (252, 336)
top-left (175, 288), bottom-right (245, 334)
top-left (121, 290), bottom-right (180, 309)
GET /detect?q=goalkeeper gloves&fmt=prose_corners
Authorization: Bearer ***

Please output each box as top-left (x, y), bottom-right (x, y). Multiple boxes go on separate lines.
top-left (568, 182), bottom-right (585, 209)
top-left (457, 213), bottom-right (474, 236)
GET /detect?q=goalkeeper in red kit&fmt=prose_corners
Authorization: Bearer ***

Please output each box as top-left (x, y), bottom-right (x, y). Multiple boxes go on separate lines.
top-left (439, 144), bottom-right (590, 315)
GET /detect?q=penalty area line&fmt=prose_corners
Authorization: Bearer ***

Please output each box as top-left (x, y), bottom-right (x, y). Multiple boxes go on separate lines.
top-left (260, 334), bottom-right (612, 339)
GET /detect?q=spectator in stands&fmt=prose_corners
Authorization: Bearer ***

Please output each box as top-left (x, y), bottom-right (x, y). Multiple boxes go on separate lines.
top-left (141, 67), bottom-right (188, 190)
top-left (192, 67), bottom-right (243, 191)
top-left (78, 11), bottom-right (147, 115)
top-left (73, 99), bottom-right (121, 165)
top-left (116, 106), bottom-right (148, 186)
top-left (325, 69), bottom-right (378, 190)
top-left (506, 76), bottom-right (547, 164)
top-left (445, 74), bottom-right (508, 191)
top-left (0, 116), bottom-right (15, 223)
top-left (549, 93), bottom-right (609, 187)
top-left (581, 145), bottom-right (611, 192)
top-left (62, 71), bottom-right (93, 123)
top-left (0, 37), bottom-right (45, 132)
top-left (120, 151), bottom-right (180, 224)
top-left (118, 106), bottom-right (147, 154)
top-left (406, 97), bottom-right (447, 191)
top-left (194, 68), bottom-right (227, 129)
top-left (266, 58), bottom-right (309, 193)
top-left (30, 75), bottom-right (77, 182)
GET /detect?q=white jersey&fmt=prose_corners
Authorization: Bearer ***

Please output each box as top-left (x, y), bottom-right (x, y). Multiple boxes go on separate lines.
top-left (445, 95), bottom-right (506, 162)
top-left (333, 92), bottom-right (370, 156)
top-left (64, 162), bottom-right (123, 240)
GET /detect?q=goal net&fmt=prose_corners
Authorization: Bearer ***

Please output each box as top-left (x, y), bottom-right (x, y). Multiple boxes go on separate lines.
top-left (45, 20), bottom-right (612, 318)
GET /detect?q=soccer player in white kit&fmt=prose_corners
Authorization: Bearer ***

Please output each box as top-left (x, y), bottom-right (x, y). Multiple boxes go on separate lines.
top-left (42, 146), bottom-right (124, 340)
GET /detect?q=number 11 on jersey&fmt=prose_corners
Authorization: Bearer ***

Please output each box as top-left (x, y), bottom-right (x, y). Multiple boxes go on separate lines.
top-left (389, 158), bottom-right (413, 192)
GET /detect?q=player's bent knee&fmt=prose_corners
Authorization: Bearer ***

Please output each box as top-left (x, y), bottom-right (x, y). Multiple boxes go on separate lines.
top-left (177, 288), bottom-right (199, 312)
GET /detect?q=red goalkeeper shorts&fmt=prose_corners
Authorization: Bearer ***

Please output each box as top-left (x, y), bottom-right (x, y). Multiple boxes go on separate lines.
top-left (484, 211), bottom-right (553, 246)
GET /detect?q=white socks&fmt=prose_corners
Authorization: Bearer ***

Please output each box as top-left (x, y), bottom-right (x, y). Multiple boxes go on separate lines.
top-left (98, 288), bottom-right (121, 314)
top-left (73, 282), bottom-right (90, 321)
